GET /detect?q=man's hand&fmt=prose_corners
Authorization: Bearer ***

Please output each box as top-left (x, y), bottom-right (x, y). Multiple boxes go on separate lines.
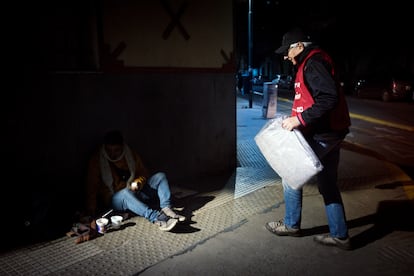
top-left (130, 176), bottom-right (146, 191)
top-left (130, 181), bottom-right (139, 191)
top-left (282, 116), bottom-right (300, 131)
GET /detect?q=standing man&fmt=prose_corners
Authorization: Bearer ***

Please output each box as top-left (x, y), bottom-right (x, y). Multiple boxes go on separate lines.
top-left (265, 28), bottom-right (352, 250)
top-left (85, 130), bottom-right (185, 232)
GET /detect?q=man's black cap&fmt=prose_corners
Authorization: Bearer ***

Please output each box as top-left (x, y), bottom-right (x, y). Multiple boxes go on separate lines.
top-left (275, 27), bottom-right (312, 54)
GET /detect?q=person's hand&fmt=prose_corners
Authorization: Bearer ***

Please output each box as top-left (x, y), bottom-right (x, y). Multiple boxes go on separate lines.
top-left (130, 181), bottom-right (139, 191)
top-left (130, 176), bottom-right (146, 191)
top-left (282, 116), bottom-right (300, 131)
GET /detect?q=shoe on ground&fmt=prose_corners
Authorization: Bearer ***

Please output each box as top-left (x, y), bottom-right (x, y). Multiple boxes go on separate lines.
top-left (313, 234), bottom-right (352, 250)
top-left (265, 220), bottom-right (301, 237)
top-left (162, 206), bottom-right (186, 222)
top-left (154, 212), bottom-right (178, 231)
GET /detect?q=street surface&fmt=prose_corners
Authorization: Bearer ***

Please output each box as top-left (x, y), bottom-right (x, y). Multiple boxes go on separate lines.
top-left (138, 93), bottom-right (414, 276)
top-left (1, 91), bottom-right (412, 276)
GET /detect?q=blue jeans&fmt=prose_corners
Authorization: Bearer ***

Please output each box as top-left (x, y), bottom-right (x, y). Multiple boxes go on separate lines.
top-left (283, 137), bottom-right (349, 238)
top-left (111, 172), bottom-right (172, 222)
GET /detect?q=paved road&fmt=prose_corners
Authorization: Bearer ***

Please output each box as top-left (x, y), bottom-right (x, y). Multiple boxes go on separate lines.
top-left (139, 94), bottom-right (414, 276)
top-left (1, 92), bottom-right (412, 276)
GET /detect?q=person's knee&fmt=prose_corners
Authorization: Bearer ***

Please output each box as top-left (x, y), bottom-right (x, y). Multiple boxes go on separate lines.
top-left (150, 172), bottom-right (167, 184)
top-left (114, 188), bottom-right (129, 198)
top-left (112, 188), bottom-right (130, 205)
top-left (321, 190), bottom-right (343, 205)
top-left (152, 172), bottom-right (166, 179)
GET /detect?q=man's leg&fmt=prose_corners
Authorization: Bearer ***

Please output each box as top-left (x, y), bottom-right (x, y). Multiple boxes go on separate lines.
top-left (265, 179), bottom-right (302, 237)
top-left (147, 172), bottom-right (185, 221)
top-left (112, 188), bottom-right (159, 222)
top-left (112, 188), bottom-right (178, 231)
top-left (146, 172), bottom-right (171, 209)
top-left (313, 142), bottom-right (351, 249)
top-left (317, 144), bottom-right (348, 238)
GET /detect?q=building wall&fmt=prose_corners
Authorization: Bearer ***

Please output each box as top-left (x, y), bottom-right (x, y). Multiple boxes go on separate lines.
top-left (102, 0), bottom-right (234, 68)
top-left (6, 0), bottom-right (237, 220)
top-left (16, 71), bottom-right (235, 188)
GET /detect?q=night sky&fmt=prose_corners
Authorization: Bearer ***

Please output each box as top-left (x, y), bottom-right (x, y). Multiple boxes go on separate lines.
top-left (235, 0), bottom-right (413, 78)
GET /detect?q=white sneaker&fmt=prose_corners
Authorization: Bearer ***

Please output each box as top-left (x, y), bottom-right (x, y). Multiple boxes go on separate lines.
top-left (154, 212), bottom-right (178, 232)
top-left (162, 207), bottom-right (186, 222)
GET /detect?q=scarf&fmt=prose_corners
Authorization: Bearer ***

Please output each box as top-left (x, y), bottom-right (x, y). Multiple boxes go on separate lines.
top-left (99, 143), bottom-right (136, 195)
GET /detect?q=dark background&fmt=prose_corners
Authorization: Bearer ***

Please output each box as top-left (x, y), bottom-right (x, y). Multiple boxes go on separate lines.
top-left (235, 0), bottom-right (413, 81)
top-left (2, 0), bottom-right (413, 251)
top-left (7, 0), bottom-right (414, 78)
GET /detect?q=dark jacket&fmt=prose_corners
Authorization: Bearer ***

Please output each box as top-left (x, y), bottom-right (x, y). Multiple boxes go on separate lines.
top-left (292, 46), bottom-right (351, 140)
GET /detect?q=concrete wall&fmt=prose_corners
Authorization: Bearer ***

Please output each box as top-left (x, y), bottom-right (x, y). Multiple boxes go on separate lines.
top-left (102, 0), bottom-right (234, 68)
top-left (5, 0), bottom-right (237, 229)
top-left (14, 70), bottom-right (236, 186)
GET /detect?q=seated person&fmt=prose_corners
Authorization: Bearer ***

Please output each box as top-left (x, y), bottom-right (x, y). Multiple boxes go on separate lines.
top-left (84, 130), bottom-right (185, 232)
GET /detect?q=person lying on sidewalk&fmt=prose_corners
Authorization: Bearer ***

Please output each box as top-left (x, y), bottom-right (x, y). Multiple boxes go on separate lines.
top-left (84, 130), bottom-right (185, 232)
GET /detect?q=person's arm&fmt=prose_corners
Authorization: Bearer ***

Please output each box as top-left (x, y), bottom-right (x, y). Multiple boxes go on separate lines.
top-left (300, 56), bottom-right (338, 126)
top-left (130, 150), bottom-right (150, 191)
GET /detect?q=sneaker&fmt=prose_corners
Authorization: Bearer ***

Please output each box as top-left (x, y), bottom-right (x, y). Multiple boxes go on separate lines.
top-left (265, 220), bottom-right (301, 237)
top-left (162, 207), bottom-right (186, 222)
top-left (313, 234), bottom-right (352, 250)
top-left (154, 212), bottom-right (178, 231)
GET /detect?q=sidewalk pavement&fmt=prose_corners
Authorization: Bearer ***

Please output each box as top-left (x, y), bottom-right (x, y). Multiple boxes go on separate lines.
top-left (1, 94), bottom-right (413, 276)
top-left (141, 95), bottom-right (414, 275)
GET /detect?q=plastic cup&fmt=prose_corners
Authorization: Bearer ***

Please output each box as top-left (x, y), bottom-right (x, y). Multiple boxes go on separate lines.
top-left (110, 215), bottom-right (123, 229)
top-left (96, 218), bottom-right (109, 234)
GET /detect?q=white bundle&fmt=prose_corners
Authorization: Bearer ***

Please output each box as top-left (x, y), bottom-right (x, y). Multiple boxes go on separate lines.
top-left (254, 116), bottom-right (323, 189)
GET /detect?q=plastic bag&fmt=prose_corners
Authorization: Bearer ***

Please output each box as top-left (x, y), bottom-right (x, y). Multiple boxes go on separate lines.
top-left (254, 116), bottom-right (323, 189)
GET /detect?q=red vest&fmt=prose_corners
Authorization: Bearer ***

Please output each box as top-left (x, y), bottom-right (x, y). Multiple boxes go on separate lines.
top-left (291, 49), bottom-right (350, 132)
